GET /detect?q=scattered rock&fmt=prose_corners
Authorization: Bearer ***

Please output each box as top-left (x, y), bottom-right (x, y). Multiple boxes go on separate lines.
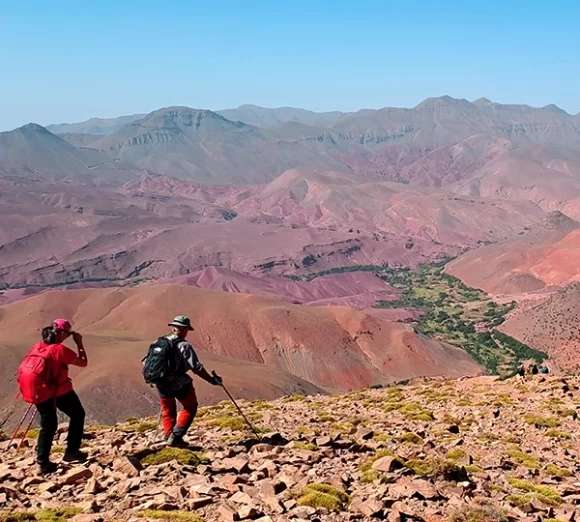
top-left (372, 455), bottom-right (403, 473)
top-left (62, 468), bottom-right (93, 485)
top-left (112, 456), bottom-right (142, 477)
top-left (350, 497), bottom-right (384, 517)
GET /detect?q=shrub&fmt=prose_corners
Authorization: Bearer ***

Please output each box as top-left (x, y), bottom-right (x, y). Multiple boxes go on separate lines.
top-left (16, 428), bottom-right (39, 440)
top-left (446, 448), bottom-right (467, 461)
top-left (137, 511), bottom-right (203, 522)
top-left (545, 429), bottom-right (571, 440)
top-left (135, 421), bottom-right (157, 433)
top-left (504, 449), bottom-right (540, 470)
top-left (208, 416), bottom-right (248, 431)
top-left (524, 414), bottom-right (560, 428)
top-left (448, 502), bottom-right (509, 522)
top-left (398, 432), bottom-right (423, 444)
top-left (506, 494), bottom-right (533, 507)
top-left (544, 463), bottom-right (572, 477)
top-left (507, 478), bottom-right (562, 506)
top-left (0, 508), bottom-right (82, 522)
top-left (360, 469), bottom-right (381, 483)
top-left (296, 483), bottom-right (350, 511)
top-left (405, 457), bottom-right (464, 479)
top-left (399, 403), bottom-right (434, 421)
top-left (283, 394), bottom-right (307, 403)
top-left (140, 448), bottom-right (209, 466)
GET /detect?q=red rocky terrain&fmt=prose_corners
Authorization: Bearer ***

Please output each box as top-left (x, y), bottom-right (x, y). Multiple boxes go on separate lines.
top-left (1, 375), bottom-right (579, 522)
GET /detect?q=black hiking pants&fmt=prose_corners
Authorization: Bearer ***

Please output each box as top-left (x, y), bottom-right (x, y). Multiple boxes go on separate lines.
top-left (36, 390), bottom-right (85, 464)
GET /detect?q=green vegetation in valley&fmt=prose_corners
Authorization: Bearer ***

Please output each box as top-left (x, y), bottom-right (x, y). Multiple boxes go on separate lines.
top-left (373, 263), bottom-right (548, 375)
top-left (284, 263), bottom-right (390, 282)
top-left (284, 259), bottom-right (548, 375)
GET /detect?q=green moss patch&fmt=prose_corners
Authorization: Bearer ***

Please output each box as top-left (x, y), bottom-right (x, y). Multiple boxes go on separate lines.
top-left (208, 416), bottom-right (248, 431)
top-left (137, 511), bottom-right (203, 522)
top-left (544, 463), bottom-right (572, 477)
top-left (398, 432), bottom-right (424, 444)
top-left (545, 429), bottom-right (572, 440)
top-left (507, 478), bottom-right (562, 506)
top-left (296, 483), bottom-right (350, 512)
top-left (504, 449), bottom-right (540, 469)
top-left (524, 414), bottom-right (560, 428)
top-left (0, 508), bottom-right (82, 522)
top-left (140, 448), bottom-right (209, 466)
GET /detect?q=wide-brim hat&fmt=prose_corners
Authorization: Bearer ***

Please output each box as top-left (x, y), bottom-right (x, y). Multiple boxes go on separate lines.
top-left (168, 315), bottom-right (194, 331)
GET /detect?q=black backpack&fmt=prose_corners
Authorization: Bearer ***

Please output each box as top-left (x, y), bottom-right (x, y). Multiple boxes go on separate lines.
top-left (142, 337), bottom-right (184, 385)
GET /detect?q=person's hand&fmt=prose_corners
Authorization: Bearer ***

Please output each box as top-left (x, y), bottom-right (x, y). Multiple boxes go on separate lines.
top-left (72, 331), bottom-right (83, 345)
top-left (211, 371), bottom-right (223, 386)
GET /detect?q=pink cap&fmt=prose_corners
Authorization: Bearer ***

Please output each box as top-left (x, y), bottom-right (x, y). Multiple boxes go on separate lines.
top-left (52, 318), bottom-right (72, 332)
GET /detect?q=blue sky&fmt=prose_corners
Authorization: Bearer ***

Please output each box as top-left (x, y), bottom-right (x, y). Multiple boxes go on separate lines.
top-left (1, 0), bottom-right (579, 131)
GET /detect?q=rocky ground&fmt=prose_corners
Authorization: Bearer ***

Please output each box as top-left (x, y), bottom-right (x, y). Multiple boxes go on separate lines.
top-left (1, 375), bottom-right (580, 522)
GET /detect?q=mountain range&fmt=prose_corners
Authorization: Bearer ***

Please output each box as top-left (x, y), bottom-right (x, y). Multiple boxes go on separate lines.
top-left (23, 96), bottom-right (580, 185)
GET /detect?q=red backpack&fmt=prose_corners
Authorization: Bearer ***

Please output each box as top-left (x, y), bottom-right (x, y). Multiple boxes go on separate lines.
top-left (17, 343), bottom-right (57, 404)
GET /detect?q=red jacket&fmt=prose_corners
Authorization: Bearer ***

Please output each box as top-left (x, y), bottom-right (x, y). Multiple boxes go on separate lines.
top-left (24, 342), bottom-right (78, 402)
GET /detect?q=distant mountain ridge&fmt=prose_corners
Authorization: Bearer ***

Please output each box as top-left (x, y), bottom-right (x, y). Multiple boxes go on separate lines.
top-left (217, 104), bottom-right (348, 128)
top-left (47, 113), bottom-right (145, 135)
top-left (47, 96), bottom-right (579, 135)
top-left (4, 96), bottom-right (580, 186)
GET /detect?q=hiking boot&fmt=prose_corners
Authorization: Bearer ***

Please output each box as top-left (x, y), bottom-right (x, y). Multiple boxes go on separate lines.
top-left (62, 450), bottom-right (88, 463)
top-left (38, 461), bottom-right (58, 475)
top-left (166, 433), bottom-right (188, 448)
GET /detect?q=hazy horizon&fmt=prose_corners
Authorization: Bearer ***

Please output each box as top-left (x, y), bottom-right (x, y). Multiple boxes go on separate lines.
top-left (2, 95), bottom-right (579, 133)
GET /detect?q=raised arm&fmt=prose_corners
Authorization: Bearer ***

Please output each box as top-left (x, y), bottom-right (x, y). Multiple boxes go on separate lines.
top-left (70, 332), bottom-right (88, 367)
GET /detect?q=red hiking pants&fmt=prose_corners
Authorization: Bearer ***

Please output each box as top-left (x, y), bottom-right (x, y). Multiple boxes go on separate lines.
top-left (158, 383), bottom-right (198, 438)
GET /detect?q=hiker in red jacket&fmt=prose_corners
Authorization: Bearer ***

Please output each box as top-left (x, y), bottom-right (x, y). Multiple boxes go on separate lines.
top-left (18, 318), bottom-right (88, 475)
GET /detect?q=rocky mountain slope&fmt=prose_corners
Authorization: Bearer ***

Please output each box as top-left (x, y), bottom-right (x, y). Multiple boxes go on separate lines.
top-left (90, 108), bottom-right (349, 185)
top-left (0, 124), bottom-right (142, 183)
top-left (501, 282), bottom-right (580, 371)
top-left (1, 375), bottom-right (579, 522)
top-left (446, 212), bottom-right (580, 295)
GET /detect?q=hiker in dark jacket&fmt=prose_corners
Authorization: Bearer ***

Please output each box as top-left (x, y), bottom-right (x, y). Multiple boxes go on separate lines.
top-left (157, 315), bottom-right (222, 447)
top-left (18, 319), bottom-right (88, 475)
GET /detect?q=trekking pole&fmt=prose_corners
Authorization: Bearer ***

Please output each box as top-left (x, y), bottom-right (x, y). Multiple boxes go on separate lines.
top-left (7, 404), bottom-right (33, 451)
top-left (16, 409), bottom-right (37, 452)
top-left (212, 371), bottom-right (261, 440)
